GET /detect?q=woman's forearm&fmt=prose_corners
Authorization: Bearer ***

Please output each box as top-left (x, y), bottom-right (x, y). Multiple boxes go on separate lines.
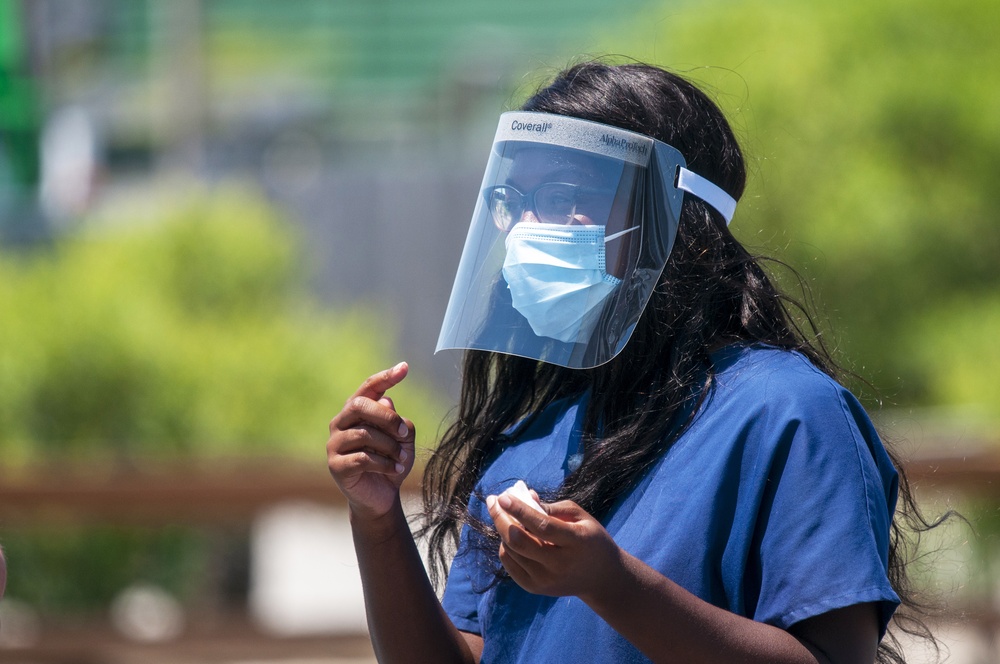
top-left (488, 494), bottom-right (876, 664)
top-left (327, 365), bottom-right (476, 661)
top-left (351, 500), bottom-right (478, 664)
top-left (580, 549), bottom-right (869, 664)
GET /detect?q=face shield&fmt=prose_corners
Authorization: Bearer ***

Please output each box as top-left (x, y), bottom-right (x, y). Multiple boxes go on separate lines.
top-left (436, 111), bottom-right (736, 370)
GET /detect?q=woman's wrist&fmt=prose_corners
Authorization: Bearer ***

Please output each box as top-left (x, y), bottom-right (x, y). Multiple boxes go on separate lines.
top-left (349, 498), bottom-right (407, 541)
top-left (576, 543), bottom-right (633, 611)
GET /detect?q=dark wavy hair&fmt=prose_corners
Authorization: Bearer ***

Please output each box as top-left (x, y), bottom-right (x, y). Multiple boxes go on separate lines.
top-left (420, 60), bottom-right (940, 664)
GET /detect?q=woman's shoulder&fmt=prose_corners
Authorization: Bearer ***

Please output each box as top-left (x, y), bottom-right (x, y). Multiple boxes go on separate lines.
top-left (696, 344), bottom-right (891, 481)
top-left (707, 344), bottom-right (856, 417)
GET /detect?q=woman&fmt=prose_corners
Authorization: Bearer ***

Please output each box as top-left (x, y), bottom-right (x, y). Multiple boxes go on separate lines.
top-left (327, 62), bottom-right (921, 663)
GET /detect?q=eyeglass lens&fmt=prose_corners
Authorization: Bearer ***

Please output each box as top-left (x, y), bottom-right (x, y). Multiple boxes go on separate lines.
top-left (486, 183), bottom-right (599, 231)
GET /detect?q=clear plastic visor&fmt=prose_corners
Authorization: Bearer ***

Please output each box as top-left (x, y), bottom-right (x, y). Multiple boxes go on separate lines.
top-left (436, 112), bottom-right (687, 369)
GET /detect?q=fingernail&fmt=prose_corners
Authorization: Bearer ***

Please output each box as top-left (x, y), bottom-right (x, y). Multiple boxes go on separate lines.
top-left (393, 361), bottom-right (407, 372)
top-left (395, 462), bottom-right (405, 474)
top-left (398, 448), bottom-right (408, 462)
top-left (498, 494), bottom-right (512, 510)
top-left (397, 422), bottom-right (409, 437)
top-left (486, 495), bottom-right (497, 510)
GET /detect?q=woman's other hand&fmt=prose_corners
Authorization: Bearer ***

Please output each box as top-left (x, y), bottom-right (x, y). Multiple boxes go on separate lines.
top-left (486, 492), bottom-right (622, 603)
top-left (327, 362), bottom-right (416, 521)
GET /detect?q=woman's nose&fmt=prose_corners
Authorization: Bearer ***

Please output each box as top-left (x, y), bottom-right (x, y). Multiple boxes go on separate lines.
top-left (519, 209), bottom-right (543, 224)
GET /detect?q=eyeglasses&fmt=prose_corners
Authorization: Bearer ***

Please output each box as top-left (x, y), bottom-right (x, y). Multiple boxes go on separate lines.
top-left (482, 182), bottom-right (615, 231)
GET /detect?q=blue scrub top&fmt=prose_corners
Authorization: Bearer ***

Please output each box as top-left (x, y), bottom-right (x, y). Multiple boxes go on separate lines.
top-left (441, 345), bottom-right (900, 664)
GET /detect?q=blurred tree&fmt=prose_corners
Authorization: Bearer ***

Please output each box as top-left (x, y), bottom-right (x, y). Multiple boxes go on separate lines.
top-left (0, 181), bottom-right (444, 462)
top-left (0, 181), bottom-right (445, 616)
top-left (612, 0), bottom-right (1000, 415)
top-left (3, 524), bottom-right (212, 614)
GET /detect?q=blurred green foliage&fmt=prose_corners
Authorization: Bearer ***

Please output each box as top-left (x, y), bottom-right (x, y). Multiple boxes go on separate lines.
top-left (3, 525), bottom-right (216, 613)
top-left (614, 0), bottom-right (1000, 413)
top-left (0, 181), bottom-right (444, 614)
top-left (0, 181), bottom-right (444, 463)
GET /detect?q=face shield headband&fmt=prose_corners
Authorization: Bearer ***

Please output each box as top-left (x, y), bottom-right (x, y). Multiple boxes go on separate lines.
top-left (435, 111), bottom-right (737, 370)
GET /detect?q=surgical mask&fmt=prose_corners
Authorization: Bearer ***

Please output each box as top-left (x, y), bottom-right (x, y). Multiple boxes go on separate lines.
top-left (501, 223), bottom-right (636, 343)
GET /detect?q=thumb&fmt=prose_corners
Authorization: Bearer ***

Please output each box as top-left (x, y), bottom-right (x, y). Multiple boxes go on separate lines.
top-left (542, 499), bottom-right (590, 522)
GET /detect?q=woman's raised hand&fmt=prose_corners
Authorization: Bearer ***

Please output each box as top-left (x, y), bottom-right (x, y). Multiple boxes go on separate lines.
top-left (486, 492), bottom-right (623, 604)
top-left (327, 362), bottom-right (416, 521)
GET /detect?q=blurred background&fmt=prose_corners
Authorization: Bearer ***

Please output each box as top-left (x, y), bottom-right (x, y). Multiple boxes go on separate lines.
top-left (0, 0), bottom-right (997, 662)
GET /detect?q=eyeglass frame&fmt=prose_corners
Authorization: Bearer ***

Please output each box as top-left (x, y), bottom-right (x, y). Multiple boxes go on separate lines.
top-left (481, 182), bottom-right (618, 232)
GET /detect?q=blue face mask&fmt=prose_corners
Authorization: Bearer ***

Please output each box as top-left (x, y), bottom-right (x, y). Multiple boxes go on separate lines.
top-left (501, 223), bottom-right (636, 343)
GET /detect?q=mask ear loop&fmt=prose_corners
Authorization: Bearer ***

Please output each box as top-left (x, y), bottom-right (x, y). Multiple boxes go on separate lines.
top-left (675, 167), bottom-right (737, 225)
top-left (605, 225), bottom-right (639, 242)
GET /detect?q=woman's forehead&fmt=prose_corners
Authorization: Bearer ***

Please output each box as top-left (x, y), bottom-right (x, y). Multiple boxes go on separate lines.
top-left (504, 146), bottom-right (620, 185)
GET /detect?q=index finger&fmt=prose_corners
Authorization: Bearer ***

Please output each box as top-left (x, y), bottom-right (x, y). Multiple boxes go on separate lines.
top-left (353, 362), bottom-right (409, 401)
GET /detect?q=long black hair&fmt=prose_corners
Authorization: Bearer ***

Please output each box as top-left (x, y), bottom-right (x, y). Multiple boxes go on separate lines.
top-left (421, 60), bottom-right (939, 664)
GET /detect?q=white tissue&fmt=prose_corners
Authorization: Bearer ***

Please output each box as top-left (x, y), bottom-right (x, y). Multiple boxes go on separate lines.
top-left (502, 480), bottom-right (545, 514)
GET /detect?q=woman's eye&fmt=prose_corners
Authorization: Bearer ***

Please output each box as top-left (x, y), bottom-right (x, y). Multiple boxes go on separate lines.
top-left (540, 188), bottom-right (575, 211)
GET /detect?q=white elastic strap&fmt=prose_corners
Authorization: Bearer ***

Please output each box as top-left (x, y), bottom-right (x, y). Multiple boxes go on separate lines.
top-left (604, 225), bottom-right (639, 242)
top-left (676, 167), bottom-right (737, 225)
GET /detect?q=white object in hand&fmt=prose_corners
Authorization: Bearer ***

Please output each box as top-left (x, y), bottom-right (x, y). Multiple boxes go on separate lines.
top-left (502, 480), bottom-right (545, 514)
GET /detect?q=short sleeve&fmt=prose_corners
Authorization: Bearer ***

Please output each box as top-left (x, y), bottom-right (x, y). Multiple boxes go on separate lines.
top-left (441, 522), bottom-right (483, 635)
top-left (750, 378), bottom-right (900, 635)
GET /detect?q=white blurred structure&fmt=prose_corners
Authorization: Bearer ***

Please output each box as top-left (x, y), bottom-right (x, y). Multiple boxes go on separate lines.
top-left (249, 502), bottom-right (367, 636)
top-left (0, 598), bottom-right (42, 648)
top-left (109, 583), bottom-right (185, 643)
top-left (899, 622), bottom-right (999, 664)
top-left (38, 106), bottom-right (98, 223)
